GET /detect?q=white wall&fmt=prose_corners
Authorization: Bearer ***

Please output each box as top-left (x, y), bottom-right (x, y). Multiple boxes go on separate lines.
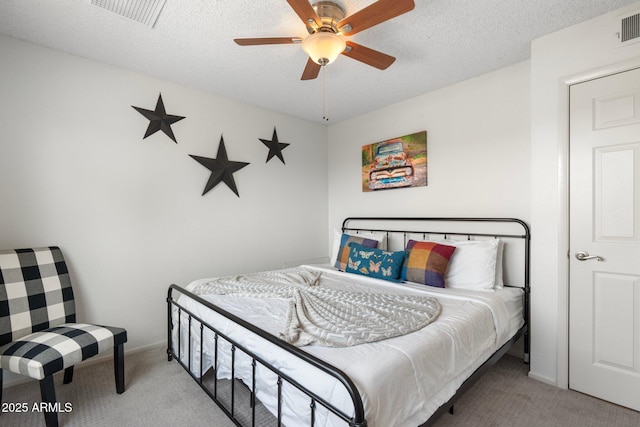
top-left (0, 35), bottom-right (328, 360)
top-left (530, 1), bottom-right (640, 386)
top-left (327, 61), bottom-right (531, 232)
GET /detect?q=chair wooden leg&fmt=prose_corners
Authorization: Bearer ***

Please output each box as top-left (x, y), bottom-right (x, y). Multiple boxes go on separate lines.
top-left (63, 366), bottom-right (74, 384)
top-left (39, 376), bottom-right (59, 427)
top-left (114, 344), bottom-right (125, 394)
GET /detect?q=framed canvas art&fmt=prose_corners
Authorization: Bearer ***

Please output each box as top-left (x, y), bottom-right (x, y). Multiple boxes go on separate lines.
top-left (362, 131), bottom-right (427, 192)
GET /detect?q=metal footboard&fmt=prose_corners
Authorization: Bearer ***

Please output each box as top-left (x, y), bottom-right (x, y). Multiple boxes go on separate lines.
top-left (167, 284), bottom-right (367, 427)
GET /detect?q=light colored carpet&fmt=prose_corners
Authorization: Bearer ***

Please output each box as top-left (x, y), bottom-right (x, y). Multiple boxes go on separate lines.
top-left (431, 356), bottom-right (640, 427)
top-left (1, 345), bottom-right (241, 427)
top-left (2, 345), bottom-right (639, 426)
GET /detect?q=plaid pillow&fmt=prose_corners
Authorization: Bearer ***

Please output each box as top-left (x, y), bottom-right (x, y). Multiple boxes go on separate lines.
top-left (334, 234), bottom-right (379, 271)
top-left (401, 240), bottom-right (456, 287)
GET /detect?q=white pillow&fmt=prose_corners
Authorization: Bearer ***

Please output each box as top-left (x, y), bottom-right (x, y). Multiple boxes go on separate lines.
top-left (494, 240), bottom-right (505, 289)
top-left (330, 229), bottom-right (386, 267)
top-left (433, 239), bottom-right (500, 291)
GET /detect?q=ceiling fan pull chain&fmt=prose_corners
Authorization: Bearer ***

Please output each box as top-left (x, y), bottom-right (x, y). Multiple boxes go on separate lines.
top-left (323, 66), bottom-right (329, 122)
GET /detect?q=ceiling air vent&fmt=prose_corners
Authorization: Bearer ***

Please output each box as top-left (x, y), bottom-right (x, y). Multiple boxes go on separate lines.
top-left (619, 11), bottom-right (640, 45)
top-left (91, 0), bottom-right (166, 28)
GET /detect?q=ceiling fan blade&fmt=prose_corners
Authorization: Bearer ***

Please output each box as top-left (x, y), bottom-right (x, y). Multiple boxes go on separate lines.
top-left (338, 0), bottom-right (415, 35)
top-left (341, 41), bottom-right (395, 70)
top-left (286, 0), bottom-right (321, 30)
top-left (234, 37), bottom-right (302, 46)
top-left (301, 57), bottom-right (321, 80)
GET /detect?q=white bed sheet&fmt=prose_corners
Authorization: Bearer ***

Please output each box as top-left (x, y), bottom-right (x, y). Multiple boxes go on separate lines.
top-left (173, 265), bottom-right (524, 427)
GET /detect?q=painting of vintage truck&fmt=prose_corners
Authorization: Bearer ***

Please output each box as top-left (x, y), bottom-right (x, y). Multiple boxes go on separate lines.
top-left (362, 131), bottom-right (427, 192)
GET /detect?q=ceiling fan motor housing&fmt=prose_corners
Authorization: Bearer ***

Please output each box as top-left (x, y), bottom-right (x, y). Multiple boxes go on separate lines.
top-left (310, 1), bottom-right (346, 33)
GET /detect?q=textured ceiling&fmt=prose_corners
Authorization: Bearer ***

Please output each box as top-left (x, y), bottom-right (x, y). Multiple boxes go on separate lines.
top-left (0, 0), bottom-right (638, 124)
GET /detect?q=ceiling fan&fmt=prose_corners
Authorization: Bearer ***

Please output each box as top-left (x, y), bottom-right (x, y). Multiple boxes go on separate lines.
top-left (234, 0), bottom-right (415, 80)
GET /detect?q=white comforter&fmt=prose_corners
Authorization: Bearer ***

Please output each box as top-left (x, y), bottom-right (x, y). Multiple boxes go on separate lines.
top-left (173, 265), bottom-right (524, 427)
top-left (190, 268), bottom-right (441, 347)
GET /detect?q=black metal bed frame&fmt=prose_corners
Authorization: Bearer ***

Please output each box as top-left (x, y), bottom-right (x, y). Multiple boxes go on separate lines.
top-left (166, 217), bottom-right (530, 427)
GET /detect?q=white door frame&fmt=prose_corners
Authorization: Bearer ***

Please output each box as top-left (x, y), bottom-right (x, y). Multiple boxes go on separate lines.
top-left (557, 57), bottom-right (640, 389)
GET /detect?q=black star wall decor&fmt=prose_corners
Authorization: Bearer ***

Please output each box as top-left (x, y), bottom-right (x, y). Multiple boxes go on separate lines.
top-left (132, 93), bottom-right (185, 143)
top-left (190, 135), bottom-right (250, 197)
top-left (260, 127), bottom-right (290, 164)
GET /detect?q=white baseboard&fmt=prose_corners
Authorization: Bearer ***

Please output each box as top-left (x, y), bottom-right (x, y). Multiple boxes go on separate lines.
top-left (528, 371), bottom-right (559, 387)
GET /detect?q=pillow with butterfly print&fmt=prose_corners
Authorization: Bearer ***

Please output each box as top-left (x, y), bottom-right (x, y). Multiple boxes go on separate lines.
top-left (345, 242), bottom-right (406, 282)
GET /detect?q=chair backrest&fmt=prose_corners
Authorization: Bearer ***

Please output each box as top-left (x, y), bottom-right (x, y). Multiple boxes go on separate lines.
top-left (0, 246), bottom-right (76, 346)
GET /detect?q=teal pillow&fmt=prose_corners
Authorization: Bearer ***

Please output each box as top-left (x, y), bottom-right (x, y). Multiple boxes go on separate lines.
top-left (345, 243), bottom-right (406, 281)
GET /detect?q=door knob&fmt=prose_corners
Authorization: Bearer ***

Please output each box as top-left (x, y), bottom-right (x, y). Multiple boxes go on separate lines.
top-left (575, 251), bottom-right (604, 262)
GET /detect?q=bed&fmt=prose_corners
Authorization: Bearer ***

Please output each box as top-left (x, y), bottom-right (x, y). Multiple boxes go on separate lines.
top-left (166, 217), bottom-right (530, 426)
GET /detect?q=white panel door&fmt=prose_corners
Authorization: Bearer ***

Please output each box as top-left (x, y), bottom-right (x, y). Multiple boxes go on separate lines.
top-left (569, 67), bottom-right (640, 411)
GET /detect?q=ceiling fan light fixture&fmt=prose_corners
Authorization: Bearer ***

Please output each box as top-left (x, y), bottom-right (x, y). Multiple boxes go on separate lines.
top-left (302, 31), bottom-right (346, 66)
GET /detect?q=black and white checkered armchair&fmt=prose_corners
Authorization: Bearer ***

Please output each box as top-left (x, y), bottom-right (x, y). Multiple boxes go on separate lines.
top-left (0, 247), bottom-right (127, 427)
